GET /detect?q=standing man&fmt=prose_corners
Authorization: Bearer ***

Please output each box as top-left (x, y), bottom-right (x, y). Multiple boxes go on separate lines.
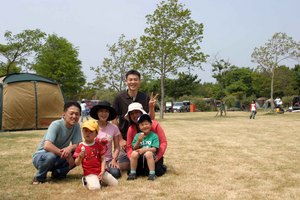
top-left (112, 69), bottom-right (156, 170)
top-left (32, 101), bottom-right (82, 184)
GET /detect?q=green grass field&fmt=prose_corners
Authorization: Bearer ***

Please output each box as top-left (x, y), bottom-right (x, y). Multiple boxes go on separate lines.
top-left (0, 111), bottom-right (299, 200)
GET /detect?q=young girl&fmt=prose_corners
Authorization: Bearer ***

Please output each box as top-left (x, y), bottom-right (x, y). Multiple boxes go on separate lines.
top-left (74, 120), bottom-right (118, 190)
top-left (90, 101), bottom-right (121, 179)
top-left (250, 100), bottom-right (257, 119)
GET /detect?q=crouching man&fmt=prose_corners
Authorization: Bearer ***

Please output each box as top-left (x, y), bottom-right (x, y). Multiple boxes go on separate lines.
top-left (32, 101), bottom-right (82, 184)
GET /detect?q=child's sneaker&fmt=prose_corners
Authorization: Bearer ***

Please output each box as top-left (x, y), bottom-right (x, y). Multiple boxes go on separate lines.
top-left (127, 173), bottom-right (137, 180)
top-left (82, 177), bottom-right (87, 187)
top-left (148, 174), bottom-right (156, 181)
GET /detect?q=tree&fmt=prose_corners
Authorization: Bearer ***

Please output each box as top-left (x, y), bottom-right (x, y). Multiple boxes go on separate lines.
top-left (91, 34), bottom-right (138, 92)
top-left (251, 32), bottom-right (300, 110)
top-left (165, 72), bottom-right (200, 100)
top-left (138, 0), bottom-right (207, 119)
top-left (0, 29), bottom-right (46, 76)
top-left (293, 64), bottom-right (300, 94)
top-left (32, 34), bottom-right (85, 100)
top-left (212, 59), bottom-right (231, 99)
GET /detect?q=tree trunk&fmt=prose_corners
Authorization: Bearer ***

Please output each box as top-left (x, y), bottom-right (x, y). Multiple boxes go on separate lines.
top-left (160, 73), bottom-right (165, 119)
top-left (270, 68), bottom-right (275, 111)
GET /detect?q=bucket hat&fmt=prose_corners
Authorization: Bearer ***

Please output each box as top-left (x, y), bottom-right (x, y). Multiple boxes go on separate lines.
top-left (124, 102), bottom-right (147, 121)
top-left (90, 101), bottom-right (117, 121)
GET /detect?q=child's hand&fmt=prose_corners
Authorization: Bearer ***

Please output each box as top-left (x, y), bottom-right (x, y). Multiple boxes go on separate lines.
top-left (98, 171), bottom-right (104, 180)
top-left (138, 132), bottom-right (145, 141)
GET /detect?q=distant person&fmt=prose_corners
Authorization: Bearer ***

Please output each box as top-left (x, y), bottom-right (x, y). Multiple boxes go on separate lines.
top-left (126, 102), bottom-right (167, 177)
top-left (112, 69), bottom-right (157, 170)
top-left (74, 120), bottom-right (118, 190)
top-left (89, 101), bottom-right (121, 179)
top-left (274, 97), bottom-right (283, 108)
top-left (249, 100), bottom-right (257, 119)
top-left (215, 100), bottom-right (226, 117)
top-left (127, 114), bottom-right (159, 181)
top-left (32, 101), bottom-right (82, 184)
top-left (80, 99), bottom-right (89, 122)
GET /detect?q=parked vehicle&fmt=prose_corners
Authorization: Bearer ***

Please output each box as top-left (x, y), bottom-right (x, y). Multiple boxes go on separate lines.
top-left (173, 102), bottom-right (185, 112)
top-left (165, 101), bottom-right (173, 112)
top-left (183, 101), bottom-right (190, 112)
top-left (85, 100), bottom-right (101, 115)
top-left (292, 96), bottom-right (300, 110)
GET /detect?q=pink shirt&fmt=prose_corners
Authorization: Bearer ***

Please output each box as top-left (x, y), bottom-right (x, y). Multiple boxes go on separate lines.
top-left (97, 123), bottom-right (120, 161)
top-left (126, 120), bottom-right (167, 162)
top-left (250, 103), bottom-right (256, 111)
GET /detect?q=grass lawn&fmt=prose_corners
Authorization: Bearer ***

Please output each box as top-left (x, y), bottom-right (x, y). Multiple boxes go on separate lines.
top-left (0, 111), bottom-right (299, 200)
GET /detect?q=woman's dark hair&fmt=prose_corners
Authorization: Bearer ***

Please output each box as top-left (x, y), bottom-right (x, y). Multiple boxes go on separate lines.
top-left (64, 101), bottom-right (81, 114)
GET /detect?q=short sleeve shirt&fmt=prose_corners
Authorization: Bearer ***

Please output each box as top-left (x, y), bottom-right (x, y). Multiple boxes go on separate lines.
top-left (97, 123), bottom-right (120, 161)
top-left (132, 131), bottom-right (159, 149)
top-left (33, 119), bottom-right (82, 155)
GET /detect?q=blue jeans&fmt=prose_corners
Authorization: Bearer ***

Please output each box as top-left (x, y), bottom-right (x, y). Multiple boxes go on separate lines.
top-left (32, 151), bottom-right (70, 181)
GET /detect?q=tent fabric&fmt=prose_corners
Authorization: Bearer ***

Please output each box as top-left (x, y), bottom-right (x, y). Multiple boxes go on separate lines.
top-left (0, 73), bottom-right (64, 131)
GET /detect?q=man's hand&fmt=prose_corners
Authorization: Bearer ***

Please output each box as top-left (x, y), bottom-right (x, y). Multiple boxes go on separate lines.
top-left (149, 92), bottom-right (159, 108)
top-left (60, 146), bottom-right (72, 159)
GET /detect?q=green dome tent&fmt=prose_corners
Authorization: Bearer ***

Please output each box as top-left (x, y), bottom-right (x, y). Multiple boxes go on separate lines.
top-left (0, 73), bottom-right (65, 131)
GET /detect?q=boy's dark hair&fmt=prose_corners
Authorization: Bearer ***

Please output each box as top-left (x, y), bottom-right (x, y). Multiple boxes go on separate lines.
top-left (137, 114), bottom-right (152, 124)
top-left (125, 69), bottom-right (141, 80)
top-left (64, 101), bottom-right (81, 114)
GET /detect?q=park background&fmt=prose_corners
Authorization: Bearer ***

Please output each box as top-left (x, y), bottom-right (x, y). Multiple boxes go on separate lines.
top-left (0, 111), bottom-right (299, 200)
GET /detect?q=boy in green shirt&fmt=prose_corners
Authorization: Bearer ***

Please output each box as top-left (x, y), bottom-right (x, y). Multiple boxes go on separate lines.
top-left (127, 114), bottom-right (159, 181)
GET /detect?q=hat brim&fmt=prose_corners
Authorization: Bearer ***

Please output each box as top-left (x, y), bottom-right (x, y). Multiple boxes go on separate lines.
top-left (124, 108), bottom-right (147, 121)
top-left (90, 105), bottom-right (117, 121)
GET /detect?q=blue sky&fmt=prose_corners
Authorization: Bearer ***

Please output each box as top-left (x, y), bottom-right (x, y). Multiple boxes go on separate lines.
top-left (1, 0), bottom-right (299, 83)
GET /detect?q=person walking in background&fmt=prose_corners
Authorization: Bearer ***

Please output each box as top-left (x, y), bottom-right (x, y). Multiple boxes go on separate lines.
top-left (127, 114), bottom-right (159, 181)
top-left (250, 100), bottom-right (257, 119)
top-left (74, 120), bottom-right (118, 190)
top-left (89, 101), bottom-right (121, 179)
top-left (80, 99), bottom-right (89, 122)
top-left (112, 69), bottom-right (157, 170)
top-left (32, 101), bottom-right (82, 184)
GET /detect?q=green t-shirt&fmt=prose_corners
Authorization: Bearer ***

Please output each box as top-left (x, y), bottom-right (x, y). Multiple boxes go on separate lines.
top-left (132, 131), bottom-right (159, 149)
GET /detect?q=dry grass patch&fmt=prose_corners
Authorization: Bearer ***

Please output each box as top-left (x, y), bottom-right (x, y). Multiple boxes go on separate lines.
top-left (0, 111), bottom-right (299, 200)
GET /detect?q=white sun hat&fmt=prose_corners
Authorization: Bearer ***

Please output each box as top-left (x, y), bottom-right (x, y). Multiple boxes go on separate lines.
top-left (124, 102), bottom-right (147, 121)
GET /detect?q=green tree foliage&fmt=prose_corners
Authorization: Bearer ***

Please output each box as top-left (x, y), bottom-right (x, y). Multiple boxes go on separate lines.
top-left (0, 29), bottom-right (46, 76)
top-left (212, 59), bottom-right (231, 99)
top-left (91, 34), bottom-right (138, 92)
top-left (32, 34), bottom-right (85, 100)
top-left (138, 0), bottom-right (207, 118)
top-left (293, 65), bottom-right (300, 94)
top-left (251, 32), bottom-right (300, 110)
top-left (273, 66), bottom-right (297, 97)
top-left (165, 72), bottom-right (200, 100)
